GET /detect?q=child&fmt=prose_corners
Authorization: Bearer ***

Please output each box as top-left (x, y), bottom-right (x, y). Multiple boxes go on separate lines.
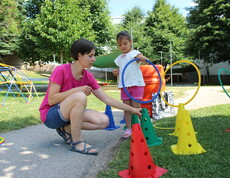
top-left (113, 31), bottom-right (148, 138)
top-left (39, 38), bottom-right (142, 155)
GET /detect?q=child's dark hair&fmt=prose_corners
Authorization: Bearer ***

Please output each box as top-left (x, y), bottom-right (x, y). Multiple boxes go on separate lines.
top-left (116, 31), bottom-right (131, 41)
top-left (70, 38), bottom-right (96, 60)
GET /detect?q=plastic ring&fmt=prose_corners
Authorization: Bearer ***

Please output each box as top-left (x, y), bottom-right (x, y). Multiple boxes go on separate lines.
top-left (161, 60), bottom-right (201, 107)
top-left (218, 68), bottom-right (230, 98)
top-left (121, 58), bottom-right (162, 104)
top-left (153, 122), bottom-right (175, 130)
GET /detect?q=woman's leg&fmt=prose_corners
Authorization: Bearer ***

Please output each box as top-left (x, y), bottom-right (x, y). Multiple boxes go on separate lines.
top-left (59, 92), bottom-right (97, 153)
top-left (82, 110), bottom-right (109, 130)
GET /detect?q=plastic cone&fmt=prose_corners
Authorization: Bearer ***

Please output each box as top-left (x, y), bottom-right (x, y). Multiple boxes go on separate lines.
top-left (169, 103), bottom-right (184, 136)
top-left (120, 117), bottom-right (126, 124)
top-left (171, 108), bottom-right (206, 155)
top-left (104, 105), bottom-right (120, 130)
top-left (118, 123), bottom-right (168, 178)
top-left (141, 108), bottom-right (162, 147)
top-left (131, 114), bottom-right (140, 125)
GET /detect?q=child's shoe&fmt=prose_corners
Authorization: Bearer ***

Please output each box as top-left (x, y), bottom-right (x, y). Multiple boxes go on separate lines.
top-left (122, 129), bottom-right (132, 138)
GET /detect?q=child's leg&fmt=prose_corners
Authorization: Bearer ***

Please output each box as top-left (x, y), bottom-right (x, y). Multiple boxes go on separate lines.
top-left (122, 99), bottom-right (132, 138)
top-left (123, 100), bottom-right (132, 129)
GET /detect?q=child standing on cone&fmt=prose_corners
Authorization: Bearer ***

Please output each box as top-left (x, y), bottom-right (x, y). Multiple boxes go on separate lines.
top-left (113, 31), bottom-right (148, 138)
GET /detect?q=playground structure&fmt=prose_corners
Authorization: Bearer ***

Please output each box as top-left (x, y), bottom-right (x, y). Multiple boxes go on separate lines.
top-left (160, 60), bottom-right (206, 155)
top-left (120, 59), bottom-right (206, 155)
top-left (118, 108), bottom-right (168, 178)
top-left (0, 63), bottom-right (39, 105)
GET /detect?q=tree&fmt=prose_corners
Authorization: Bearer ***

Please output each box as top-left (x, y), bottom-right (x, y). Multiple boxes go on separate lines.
top-left (78, 0), bottom-right (114, 54)
top-left (21, 0), bottom-right (94, 64)
top-left (187, 0), bottom-right (230, 63)
top-left (0, 0), bottom-right (21, 58)
top-left (119, 7), bottom-right (152, 58)
top-left (19, 0), bottom-right (114, 64)
top-left (145, 0), bottom-right (189, 67)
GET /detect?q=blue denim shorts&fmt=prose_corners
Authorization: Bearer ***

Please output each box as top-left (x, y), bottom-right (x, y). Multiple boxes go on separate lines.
top-left (44, 104), bottom-right (70, 129)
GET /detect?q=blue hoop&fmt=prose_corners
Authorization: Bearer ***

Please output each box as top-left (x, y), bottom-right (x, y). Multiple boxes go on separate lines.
top-left (121, 58), bottom-right (162, 104)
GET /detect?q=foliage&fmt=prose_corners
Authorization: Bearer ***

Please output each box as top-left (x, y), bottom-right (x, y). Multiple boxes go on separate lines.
top-left (78, 0), bottom-right (114, 55)
top-left (0, 0), bottom-right (22, 57)
top-left (118, 7), bottom-right (152, 60)
top-left (186, 0), bottom-right (230, 64)
top-left (18, 0), bottom-right (113, 64)
top-left (24, 0), bottom-right (45, 19)
top-left (25, 0), bottom-right (94, 64)
top-left (145, 0), bottom-right (189, 67)
top-left (122, 6), bottom-right (145, 27)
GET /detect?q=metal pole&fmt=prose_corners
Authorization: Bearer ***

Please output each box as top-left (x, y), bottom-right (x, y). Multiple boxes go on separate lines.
top-left (170, 41), bottom-right (173, 87)
top-left (53, 54), bottom-right (56, 64)
top-left (130, 27), bottom-right (133, 50)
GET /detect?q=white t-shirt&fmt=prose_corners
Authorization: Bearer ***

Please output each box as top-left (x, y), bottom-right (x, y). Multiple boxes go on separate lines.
top-left (114, 50), bottom-right (145, 88)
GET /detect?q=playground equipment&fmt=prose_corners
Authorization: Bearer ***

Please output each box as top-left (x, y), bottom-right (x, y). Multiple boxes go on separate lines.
top-left (218, 68), bottom-right (230, 98)
top-left (0, 137), bottom-right (4, 146)
top-left (0, 63), bottom-right (38, 105)
top-left (218, 68), bottom-right (230, 132)
top-left (104, 105), bottom-right (120, 130)
top-left (140, 65), bottom-right (165, 117)
top-left (121, 58), bottom-right (162, 104)
top-left (160, 60), bottom-right (206, 155)
top-left (141, 108), bottom-right (162, 146)
top-left (118, 110), bottom-right (167, 177)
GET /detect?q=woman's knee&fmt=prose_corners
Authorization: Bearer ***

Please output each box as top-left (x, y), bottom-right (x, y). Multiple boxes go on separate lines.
top-left (70, 92), bottom-right (87, 107)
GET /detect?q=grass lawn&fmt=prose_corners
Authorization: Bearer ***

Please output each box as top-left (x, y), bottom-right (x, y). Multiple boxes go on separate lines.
top-left (97, 104), bottom-right (230, 178)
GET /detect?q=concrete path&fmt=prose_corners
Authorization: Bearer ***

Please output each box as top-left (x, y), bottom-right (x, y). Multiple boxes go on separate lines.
top-left (0, 111), bottom-right (125, 178)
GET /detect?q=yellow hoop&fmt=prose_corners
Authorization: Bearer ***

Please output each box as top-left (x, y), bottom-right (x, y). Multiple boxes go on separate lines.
top-left (153, 122), bottom-right (175, 130)
top-left (161, 60), bottom-right (201, 107)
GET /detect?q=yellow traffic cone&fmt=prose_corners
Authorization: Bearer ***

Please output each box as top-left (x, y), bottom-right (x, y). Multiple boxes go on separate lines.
top-left (169, 103), bottom-right (184, 136)
top-left (171, 108), bottom-right (206, 155)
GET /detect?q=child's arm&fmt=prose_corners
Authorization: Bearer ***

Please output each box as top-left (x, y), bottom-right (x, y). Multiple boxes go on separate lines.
top-left (136, 53), bottom-right (148, 64)
top-left (112, 68), bottom-right (119, 76)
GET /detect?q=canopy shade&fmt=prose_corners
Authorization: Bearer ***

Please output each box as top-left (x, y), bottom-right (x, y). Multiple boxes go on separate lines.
top-left (93, 51), bottom-right (121, 68)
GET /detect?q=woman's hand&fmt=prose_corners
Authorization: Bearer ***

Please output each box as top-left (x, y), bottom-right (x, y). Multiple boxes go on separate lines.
top-left (79, 86), bottom-right (93, 96)
top-left (130, 107), bottom-right (142, 117)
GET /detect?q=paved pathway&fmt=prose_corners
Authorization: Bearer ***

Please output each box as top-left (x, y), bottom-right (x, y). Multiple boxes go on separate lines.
top-left (175, 86), bottom-right (230, 110)
top-left (0, 111), bottom-right (125, 178)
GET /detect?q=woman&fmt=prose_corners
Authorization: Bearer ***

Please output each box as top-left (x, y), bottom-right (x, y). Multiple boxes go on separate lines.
top-left (39, 38), bottom-right (142, 155)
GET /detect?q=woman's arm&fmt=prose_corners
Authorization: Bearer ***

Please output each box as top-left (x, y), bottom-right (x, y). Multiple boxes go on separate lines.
top-left (48, 82), bottom-right (93, 106)
top-left (92, 88), bottom-right (142, 116)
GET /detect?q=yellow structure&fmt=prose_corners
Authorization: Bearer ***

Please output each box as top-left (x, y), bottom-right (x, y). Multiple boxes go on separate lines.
top-left (0, 63), bottom-right (39, 105)
top-left (171, 104), bottom-right (206, 155)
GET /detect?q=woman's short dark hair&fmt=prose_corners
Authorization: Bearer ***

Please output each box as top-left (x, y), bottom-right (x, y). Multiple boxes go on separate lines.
top-left (116, 31), bottom-right (131, 41)
top-left (70, 38), bottom-right (96, 60)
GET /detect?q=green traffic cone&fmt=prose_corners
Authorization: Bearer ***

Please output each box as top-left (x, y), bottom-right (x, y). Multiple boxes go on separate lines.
top-left (131, 114), bottom-right (140, 125)
top-left (140, 108), bottom-right (162, 146)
